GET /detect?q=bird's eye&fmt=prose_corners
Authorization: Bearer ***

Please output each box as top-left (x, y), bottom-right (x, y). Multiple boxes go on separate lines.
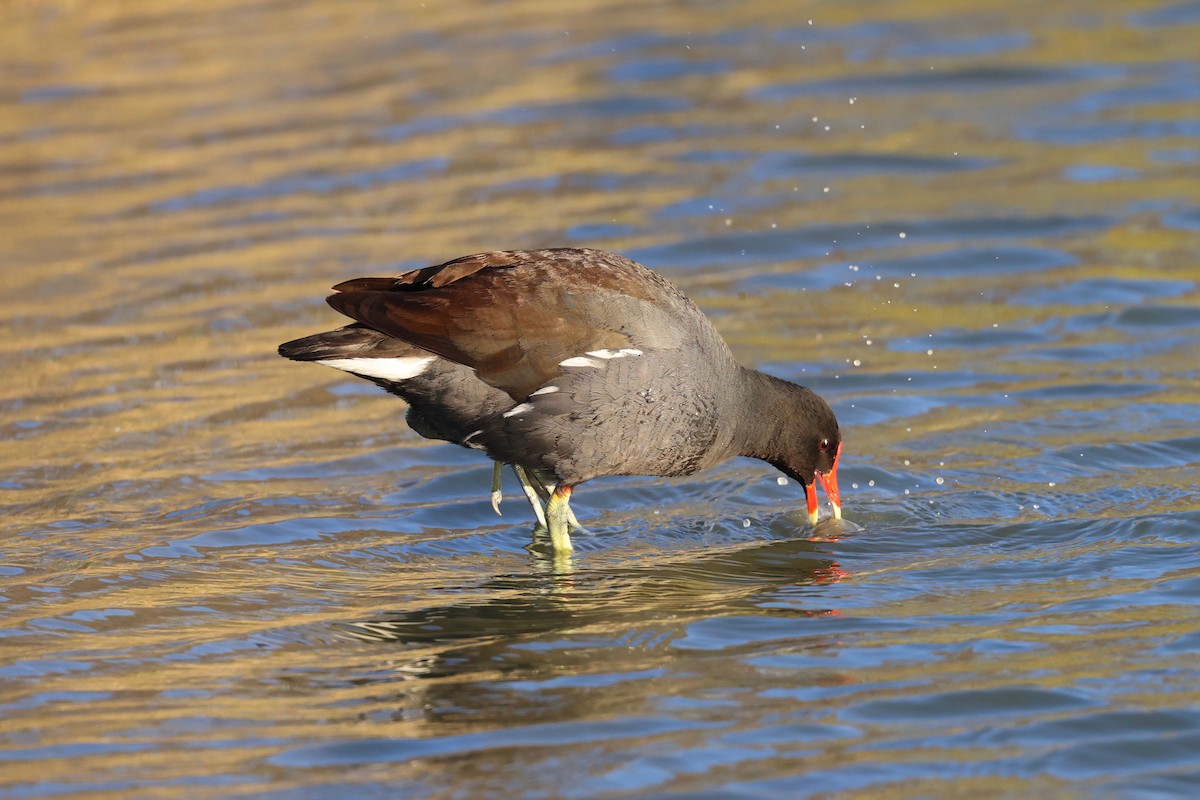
top-left (818, 438), bottom-right (830, 452)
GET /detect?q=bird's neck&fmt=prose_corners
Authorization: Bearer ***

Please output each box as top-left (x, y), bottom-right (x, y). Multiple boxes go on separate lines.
top-left (728, 367), bottom-right (818, 467)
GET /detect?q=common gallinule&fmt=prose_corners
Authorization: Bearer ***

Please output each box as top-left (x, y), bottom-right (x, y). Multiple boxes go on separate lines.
top-left (279, 248), bottom-right (842, 552)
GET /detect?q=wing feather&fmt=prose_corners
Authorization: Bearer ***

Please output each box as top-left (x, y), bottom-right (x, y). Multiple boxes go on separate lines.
top-left (325, 249), bottom-right (668, 400)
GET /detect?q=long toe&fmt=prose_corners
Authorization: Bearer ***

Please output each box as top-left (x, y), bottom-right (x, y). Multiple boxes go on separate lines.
top-left (490, 462), bottom-right (504, 516)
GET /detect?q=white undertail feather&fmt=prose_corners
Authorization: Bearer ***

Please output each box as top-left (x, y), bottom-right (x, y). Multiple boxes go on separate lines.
top-left (559, 355), bottom-right (601, 368)
top-left (316, 356), bottom-right (436, 382)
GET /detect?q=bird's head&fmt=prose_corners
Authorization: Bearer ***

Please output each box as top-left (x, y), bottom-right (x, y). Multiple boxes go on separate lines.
top-left (768, 396), bottom-right (842, 525)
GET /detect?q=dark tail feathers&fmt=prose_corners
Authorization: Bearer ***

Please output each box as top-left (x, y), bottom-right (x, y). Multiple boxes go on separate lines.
top-left (278, 323), bottom-right (421, 362)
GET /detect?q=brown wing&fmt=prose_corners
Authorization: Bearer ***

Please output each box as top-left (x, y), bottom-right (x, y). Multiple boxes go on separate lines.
top-left (326, 249), bottom-right (643, 401)
top-left (332, 250), bottom-right (526, 293)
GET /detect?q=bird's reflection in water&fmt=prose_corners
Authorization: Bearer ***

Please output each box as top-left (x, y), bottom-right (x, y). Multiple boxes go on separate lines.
top-left (344, 517), bottom-right (856, 643)
top-left (331, 520), bottom-right (856, 726)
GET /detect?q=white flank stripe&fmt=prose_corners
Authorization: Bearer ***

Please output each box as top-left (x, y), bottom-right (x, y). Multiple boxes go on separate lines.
top-left (530, 385), bottom-right (560, 396)
top-left (586, 347), bottom-right (644, 359)
top-left (559, 356), bottom-right (601, 368)
top-left (503, 403), bottom-right (534, 418)
top-left (317, 356), bottom-right (436, 382)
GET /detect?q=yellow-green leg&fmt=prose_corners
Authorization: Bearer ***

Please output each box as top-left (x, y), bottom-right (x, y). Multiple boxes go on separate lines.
top-left (529, 474), bottom-right (581, 530)
top-left (490, 463), bottom-right (580, 541)
top-left (545, 485), bottom-right (575, 553)
top-left (511, 465), bottom-right (548, 528)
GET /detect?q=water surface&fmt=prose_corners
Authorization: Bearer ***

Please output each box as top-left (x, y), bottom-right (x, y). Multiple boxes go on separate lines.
top-left (2, 1), bottom-right (1199, 797)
